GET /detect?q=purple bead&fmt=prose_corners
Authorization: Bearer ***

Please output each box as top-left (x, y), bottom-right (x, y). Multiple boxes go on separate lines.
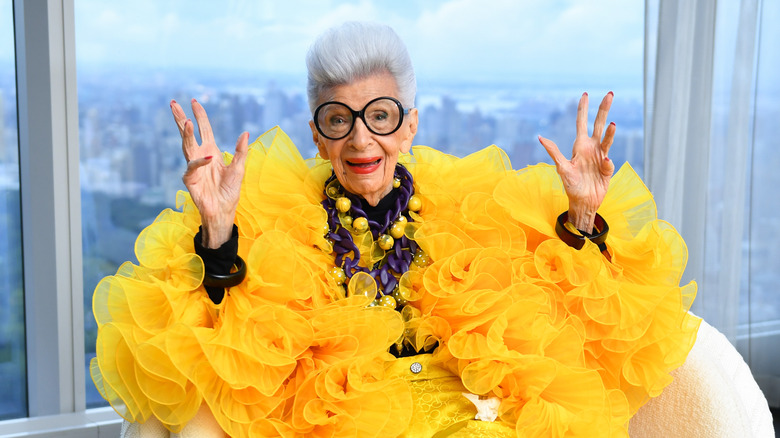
top-left (385, 276), bottom-right (397, 294)
top-left (387, 255), bottom-right (402, 273)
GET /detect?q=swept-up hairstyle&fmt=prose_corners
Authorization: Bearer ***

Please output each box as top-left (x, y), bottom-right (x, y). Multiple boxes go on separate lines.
top-left (306, 21), bottom-right (416, 113)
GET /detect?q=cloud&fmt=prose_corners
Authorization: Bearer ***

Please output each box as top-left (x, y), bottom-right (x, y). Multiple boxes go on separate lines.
top-left (72, 0), bottom-right (643, 81)
top-left (408, 0), bottom-right (643, 79)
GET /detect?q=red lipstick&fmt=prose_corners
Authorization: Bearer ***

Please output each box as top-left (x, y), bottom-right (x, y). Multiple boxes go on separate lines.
top-left (346, 157), bottom-right (382, 174)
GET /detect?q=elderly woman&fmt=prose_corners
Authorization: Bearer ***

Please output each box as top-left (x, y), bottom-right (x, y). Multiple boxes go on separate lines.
top-left (92, 22), bottom-right (699, 437)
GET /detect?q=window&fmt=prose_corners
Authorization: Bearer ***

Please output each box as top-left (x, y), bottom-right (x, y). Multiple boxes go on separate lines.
top-left (742, 0), bottom-right (780, 402)
top-left (76, 1), bottom-right (644, 408)
top-left (0, 0), bottom-right (27, 421)
top-left (3, 1), bottom-right (778, 436)
top-left (0, 0), bottom-right (647, 433)
top-left (646, 0), bottom-right (780, 407)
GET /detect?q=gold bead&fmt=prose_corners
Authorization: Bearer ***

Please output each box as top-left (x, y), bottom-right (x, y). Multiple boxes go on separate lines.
top-left (392, 177), bottom-right (401, 188)
top-left (378, 295), bottom-right (397, 309)
top-left (413, 249), bottom-right (430, 267)
top-left (407, 195), bottom-right (422, 212)
top-left (335, 197), bottom-right (351, 213)
top-left (389, 222), bottom-right (404, 239)
top-left (395, 215), bottom-right (408, 226)
top-left (392, 287), bottom-right (408, 306)
top-left (328, 266), bottom-right (346, 285)
top-left (340, 215), bottom-right (353, 227)
top-left (378, 234), bottom-right (394, 250)
top-left (326, 186), bottom-right (340, 198)
top-left (322, 222), bottom-right (330, 235)
top-left (353, 217), bottom-right (369, 233)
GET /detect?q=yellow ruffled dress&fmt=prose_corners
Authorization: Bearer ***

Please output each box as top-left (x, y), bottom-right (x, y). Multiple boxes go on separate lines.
top-left (91, 127), bottom-right (700, 437)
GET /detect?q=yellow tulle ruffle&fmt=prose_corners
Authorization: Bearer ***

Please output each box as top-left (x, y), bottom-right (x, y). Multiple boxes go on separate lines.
top-left (91, 127), bottom-right (700, 437)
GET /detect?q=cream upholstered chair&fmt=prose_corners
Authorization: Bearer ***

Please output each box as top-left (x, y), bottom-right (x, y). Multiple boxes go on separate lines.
top-left (120, 404), bottom-right (226, 438)
top-left (629, 317), bottom-right (775, 438)
top-left (120, 317), bottom-right (776, 438)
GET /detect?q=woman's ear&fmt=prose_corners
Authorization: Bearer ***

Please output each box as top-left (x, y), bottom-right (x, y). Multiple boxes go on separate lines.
top-left (310, 120), bottom-right (329, 159)
top-left (400, 108), bottom-right (418, 154)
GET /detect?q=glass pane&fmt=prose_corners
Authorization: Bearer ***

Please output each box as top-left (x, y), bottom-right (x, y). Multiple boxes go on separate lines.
top-left (76, 0), bottom-right (643, 407)
top-left (0, 0), bottom-right (28, 420)
top-left (747, 0), bottom-right (780, 404)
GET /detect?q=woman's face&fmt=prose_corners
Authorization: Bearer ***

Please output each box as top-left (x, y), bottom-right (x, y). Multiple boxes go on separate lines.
top-left (310, 72), bottom-right (418, 206)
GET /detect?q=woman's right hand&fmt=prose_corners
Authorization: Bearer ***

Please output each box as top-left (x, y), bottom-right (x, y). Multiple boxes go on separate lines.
top-left (171, 99), bottom-right (249, 248)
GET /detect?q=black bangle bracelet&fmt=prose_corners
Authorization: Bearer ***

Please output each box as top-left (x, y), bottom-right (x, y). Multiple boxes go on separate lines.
top-left (203, 255), bottom-right (247, 288)
top-left (555, 211), bottom-right (609, 251)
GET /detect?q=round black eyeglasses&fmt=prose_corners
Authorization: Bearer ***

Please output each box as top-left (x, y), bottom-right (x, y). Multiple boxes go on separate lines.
top-left (313, 96), bottom-right (411, 140)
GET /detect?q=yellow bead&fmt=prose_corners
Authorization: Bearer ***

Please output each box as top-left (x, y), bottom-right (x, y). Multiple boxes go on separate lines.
top-left (407, 195), bottom-right (422, 212)
top-left (335, 197), bottom-right (351, 213)
top-left (389, 222), bottom-right (404, 239)
top-left (378, 234), bottom-right (394, 250)
top-left (325, 238), bottom-right (335, 252)
top-left (378, 295), bottom-right (397, 309)
top-left (322, 222), bottom-right (330, 235)
top-left (326, 186), bottom-right (340, 198)
top-left (392, 177), bottom-right (401, 188)
top-left (353, 217), bottom-right (369, 233)
top-left (340, 215), bottom-right (353, 227)
top-left (395, 215), bottom-right (408, 226)
top-left (328, 266), bottom-right (346, 285)
top-left (392, 287), bottom-right (408, 306)
top-left (413, 249), bottom-right (430, 267)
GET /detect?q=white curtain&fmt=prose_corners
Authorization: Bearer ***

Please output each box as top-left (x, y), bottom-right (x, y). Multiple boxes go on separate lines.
top-left (645, 0), bottom-right (778, 406)
top-left (644, 0), bottom-right (718, 329)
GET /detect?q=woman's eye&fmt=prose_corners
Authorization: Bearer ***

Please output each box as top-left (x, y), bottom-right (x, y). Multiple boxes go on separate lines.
top-left (370, 112), bottom-right (389, 122)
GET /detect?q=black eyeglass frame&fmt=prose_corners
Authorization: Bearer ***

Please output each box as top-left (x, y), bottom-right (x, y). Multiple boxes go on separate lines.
top-left (313, 96), bottom-right (412, 140)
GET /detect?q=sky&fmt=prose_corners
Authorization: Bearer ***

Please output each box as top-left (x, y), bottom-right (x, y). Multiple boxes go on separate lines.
top-left (0, 0), bottom-right (645, 83)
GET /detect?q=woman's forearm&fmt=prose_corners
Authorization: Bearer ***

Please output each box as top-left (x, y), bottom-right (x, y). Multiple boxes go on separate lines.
top-left (200, 213), bottom-right (236, 249)
top-left (567, 200), bottom-right (598, 232)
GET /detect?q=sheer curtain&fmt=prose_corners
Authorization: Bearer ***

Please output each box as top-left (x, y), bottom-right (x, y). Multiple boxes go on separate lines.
top-left (645, 0), bottom-right (778, 406)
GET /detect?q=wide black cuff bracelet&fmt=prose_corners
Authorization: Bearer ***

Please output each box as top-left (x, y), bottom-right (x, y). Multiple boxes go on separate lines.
top-left (555, 211), bottom-right (609, 252)
top-left (203, 255), bottom-right (246, 288)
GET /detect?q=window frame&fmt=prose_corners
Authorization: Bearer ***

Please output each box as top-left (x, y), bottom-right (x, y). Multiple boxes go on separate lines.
top-left (0, 0), bottom-right (775, 435)
top-left (0, 0), bottom-right (121, 435)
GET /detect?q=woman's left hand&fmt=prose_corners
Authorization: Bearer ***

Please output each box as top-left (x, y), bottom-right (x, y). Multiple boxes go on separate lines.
top-left (538, 91), bottom-right (616, 232)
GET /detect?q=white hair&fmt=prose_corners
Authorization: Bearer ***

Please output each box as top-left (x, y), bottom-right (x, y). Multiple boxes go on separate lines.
top-left (306, 22), bottom-right (416, 113)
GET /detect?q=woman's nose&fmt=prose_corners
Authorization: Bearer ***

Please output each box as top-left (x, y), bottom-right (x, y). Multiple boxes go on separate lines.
top-left (347, 117), bottom-right (372, 150)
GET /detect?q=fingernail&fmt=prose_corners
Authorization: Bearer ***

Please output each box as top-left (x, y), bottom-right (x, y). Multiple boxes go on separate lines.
top-left (605, 157), bottom-right (610, 161)
top-left (608, 91), bottom-right (614, 96)
top-left (204, 155), bottom-right (213, 160)
top-left (192, 98), bottom-right (197, 103)
top-left (583, 92), bottom-right (588, 97)
top-left (170, 99), bottom-right (176, 105)
top-left (610, 121), bottom-right (616, 126)
top-left (537, 134), bottom-right (543, 142)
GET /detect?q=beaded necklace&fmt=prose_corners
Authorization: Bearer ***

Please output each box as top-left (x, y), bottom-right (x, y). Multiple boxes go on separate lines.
top-left (321, 164), bottom-right (428, 309)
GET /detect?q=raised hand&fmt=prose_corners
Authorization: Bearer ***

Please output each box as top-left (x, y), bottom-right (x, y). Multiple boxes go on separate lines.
top-left (538, 92), bottom-right (616, 232)
top-left (171, 99), bottom-right (249, 248)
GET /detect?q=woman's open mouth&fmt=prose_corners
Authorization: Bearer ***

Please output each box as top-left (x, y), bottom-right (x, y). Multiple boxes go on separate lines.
top-left (346, 157), bottom-right (382, 174)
